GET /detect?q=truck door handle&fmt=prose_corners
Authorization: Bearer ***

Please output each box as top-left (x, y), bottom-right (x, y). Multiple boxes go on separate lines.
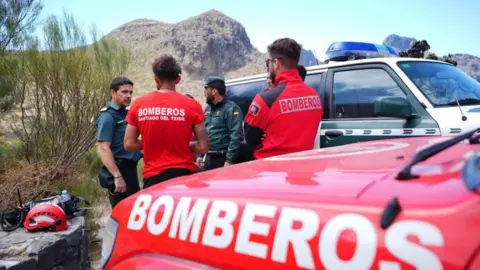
top-left (325, 130), bottom-right (344, 138)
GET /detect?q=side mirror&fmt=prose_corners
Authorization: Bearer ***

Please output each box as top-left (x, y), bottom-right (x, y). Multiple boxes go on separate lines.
top-left (374, 96), bottom-right (417, 120)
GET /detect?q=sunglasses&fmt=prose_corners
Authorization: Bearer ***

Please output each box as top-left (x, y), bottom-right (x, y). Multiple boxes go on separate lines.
top-left (266, 59), bottom-right (272, 69)
top-left (266, 57), bottom-right (282, 69)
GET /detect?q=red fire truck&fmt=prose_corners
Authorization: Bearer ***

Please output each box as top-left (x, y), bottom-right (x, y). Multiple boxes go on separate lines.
top-left (101, 128), bottom-right (480, 270)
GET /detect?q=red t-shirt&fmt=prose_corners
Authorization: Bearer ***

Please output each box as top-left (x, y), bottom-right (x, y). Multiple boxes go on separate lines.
top-left (126, 91), bottom-right (205, 178)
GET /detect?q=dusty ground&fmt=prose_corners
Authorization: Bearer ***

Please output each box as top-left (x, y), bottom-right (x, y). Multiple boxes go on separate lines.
top-left (88, 202), bottom-right (111, 270)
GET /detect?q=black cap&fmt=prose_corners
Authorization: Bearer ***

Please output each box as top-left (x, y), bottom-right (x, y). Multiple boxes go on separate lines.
top-left (204, 76), bottom-right (226, 94)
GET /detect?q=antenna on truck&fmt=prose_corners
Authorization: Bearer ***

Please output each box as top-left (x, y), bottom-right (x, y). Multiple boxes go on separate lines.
top-left (453, 95), bottom-right (468, 122)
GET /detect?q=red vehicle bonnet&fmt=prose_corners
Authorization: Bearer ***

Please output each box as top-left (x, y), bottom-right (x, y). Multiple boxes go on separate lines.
top-left (106, 136), bottom-right (480, 270)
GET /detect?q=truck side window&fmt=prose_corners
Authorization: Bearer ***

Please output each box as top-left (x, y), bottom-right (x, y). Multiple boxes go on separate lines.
top-left (226, 80), bottom-right (266, 118)
top-left (305, 73), bottom-right (323, 93)
top-left (332, 68), bottom-right (407, 119)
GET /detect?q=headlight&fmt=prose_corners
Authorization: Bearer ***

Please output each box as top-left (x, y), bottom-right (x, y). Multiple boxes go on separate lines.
top-left (101, 215), bottom-right (119, 268)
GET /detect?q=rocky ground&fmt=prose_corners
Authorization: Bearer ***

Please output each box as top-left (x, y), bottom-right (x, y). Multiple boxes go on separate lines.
top-left (89, 204), bottom-right (111, 270)
top-left (0, 216), bottom-right (90, 270)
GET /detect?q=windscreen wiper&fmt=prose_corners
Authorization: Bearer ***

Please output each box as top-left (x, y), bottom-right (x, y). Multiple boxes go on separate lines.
top-left (447, 98), bottom-right (480, 106)
top-left (396, 127), bottom-right (480, 180)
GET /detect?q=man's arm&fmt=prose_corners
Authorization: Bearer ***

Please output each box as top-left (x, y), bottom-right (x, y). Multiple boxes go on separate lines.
top-left (190, 99), bottom-right (209, 154)
top-left (97, 114), bottom-right (120, 175)
top-left (97, 142), bottom-right (121, 177)
top-left (124, 124), bottom-right (143, 152)
top-left (97, 113), bottom-right (126, 193)
top-left (196, 106), bottom-right (209, 160)
top-left (244, 95), bottom-right (269, 148)
top-left (225, 105), bottom-right (244, 164)
top-left (124, 102), bottom-right (142, 152)
top-left (191, 122), bottom-right (209, 154)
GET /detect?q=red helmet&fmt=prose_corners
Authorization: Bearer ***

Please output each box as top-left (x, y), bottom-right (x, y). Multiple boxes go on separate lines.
top-left (24, 202), bottom-right (68, 232)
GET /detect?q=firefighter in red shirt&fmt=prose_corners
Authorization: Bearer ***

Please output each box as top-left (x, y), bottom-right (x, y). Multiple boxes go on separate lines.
top-left (124, 54), bottom-right (209, 188)
top-left (244, 38), bottom-right (323, 160)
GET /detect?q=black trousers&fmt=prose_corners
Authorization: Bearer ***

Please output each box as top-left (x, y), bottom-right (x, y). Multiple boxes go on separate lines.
top-left (108, 159), bottom-right (140, 209)
top-left (234, 143), bottom-right (255, 164)
top-left (143, 168), bottom-right (193, 189)
top-left (203, 154), bottom-right (227, 170)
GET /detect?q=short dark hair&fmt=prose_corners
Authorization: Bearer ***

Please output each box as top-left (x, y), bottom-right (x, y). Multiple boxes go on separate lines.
top-left (152, 54), bottom-right (182, 81)
top-left (267, 38), bottom-right (301, 68)
top-left (110, 76), bottom-right (133, 91)
top-left (297, 65), bottom-right (307, 81)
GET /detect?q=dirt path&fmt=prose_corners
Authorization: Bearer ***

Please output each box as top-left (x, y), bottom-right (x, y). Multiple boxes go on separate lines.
top-left (88, 202), bottom-right (111, 270)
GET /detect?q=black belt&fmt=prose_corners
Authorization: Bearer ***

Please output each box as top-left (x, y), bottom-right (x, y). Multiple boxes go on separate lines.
top-left (205, 150), bottom-right (226, 157)
top-left (115, 158), bottom-right (138, 166)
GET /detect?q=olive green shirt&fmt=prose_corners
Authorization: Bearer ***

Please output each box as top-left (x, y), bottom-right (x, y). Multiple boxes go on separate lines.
top-left (199, 98), bottom-right (244, 163)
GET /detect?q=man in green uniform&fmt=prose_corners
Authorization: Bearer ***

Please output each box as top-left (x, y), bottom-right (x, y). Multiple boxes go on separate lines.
top-left (97, 76), bottom-right (142, 209)
top-left (196, 77), bottom-right (244, 170)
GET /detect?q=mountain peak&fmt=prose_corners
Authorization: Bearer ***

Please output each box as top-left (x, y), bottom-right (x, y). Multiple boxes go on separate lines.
top-left (178, 8), bottom-right (241, 28)
top-left (105, 9), bottom-right (265, 100)
top-left (199, 9), bottom-right (229, 19)
top-left (383, 33), bottom-right (417, 53)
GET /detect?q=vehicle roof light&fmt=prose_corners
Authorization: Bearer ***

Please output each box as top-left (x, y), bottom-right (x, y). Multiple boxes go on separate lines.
top-left (326, 41), bottom-right (399, 61)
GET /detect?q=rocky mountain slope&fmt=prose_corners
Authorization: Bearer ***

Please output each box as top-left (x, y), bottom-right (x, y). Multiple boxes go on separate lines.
top-left (383, 34), bottom-right (480, 82)
top-left (104, 10), bottom-right (264, 101)
top-left (104, 10), bottom-right (317, 101)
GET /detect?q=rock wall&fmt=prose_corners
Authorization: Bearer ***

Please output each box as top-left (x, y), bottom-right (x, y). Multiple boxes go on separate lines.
top-left (0, 216), bottom-right (90, 270)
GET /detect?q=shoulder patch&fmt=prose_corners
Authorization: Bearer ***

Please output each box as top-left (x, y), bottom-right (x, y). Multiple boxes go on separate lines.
top-left (100, 107), bottom-right (107, 112)
top-left (233, 111), bottom-right (240, 116)
top-left (249, 102), bottom-right (260, 116)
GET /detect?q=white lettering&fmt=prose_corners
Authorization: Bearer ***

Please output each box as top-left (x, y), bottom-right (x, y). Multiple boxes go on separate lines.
top-left (319, 213), bottom-right (377, 270)
top-left (382, 221), bottom-right (444, 270)
top-left (147, 195), bottom-right (174, 235)
top-left (279, 95), bottom-right (322, 114)
top-left (168, 197), bottom-right (209, 243)
top-left (272, 207), bottom-right (319, 269)
top-left (136, 107), bottom-right (187, 122)
top-left (127, 194), bottom-right (152, 230)
top-left (202, 200), bottom-right (238, 249)
top-left (127, 193), bottom-right (445, 269)
top-left (235, 204), bottom-right (277, 259)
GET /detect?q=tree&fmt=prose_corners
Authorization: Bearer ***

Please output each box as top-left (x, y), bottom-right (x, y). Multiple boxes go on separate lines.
top-left (0, 0), bottom-right (43, 52)
top-left (2, 12), bottom-right (130, 202)
top-left (398, 39), bottom-right (458, 66)
top-left (0, 0), bottom-right (43, 113)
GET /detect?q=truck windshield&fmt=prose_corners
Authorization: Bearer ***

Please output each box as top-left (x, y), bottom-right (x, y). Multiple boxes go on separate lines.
top-left (397, 61), bottom-right (480, 107)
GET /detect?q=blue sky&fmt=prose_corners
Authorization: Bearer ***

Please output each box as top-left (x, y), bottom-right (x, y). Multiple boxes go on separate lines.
top-left (37, 0), bottom-right (480, 60)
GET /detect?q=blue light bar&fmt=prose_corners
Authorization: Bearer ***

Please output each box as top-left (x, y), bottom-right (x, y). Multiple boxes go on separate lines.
top-left (326, 41), bottom-right (399, 61)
